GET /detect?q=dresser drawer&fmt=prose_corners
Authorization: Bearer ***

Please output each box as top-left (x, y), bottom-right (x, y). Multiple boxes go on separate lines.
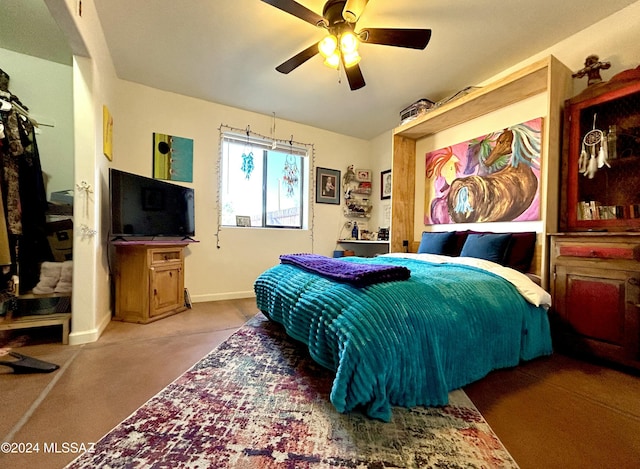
top-left (558, 244), bottom-right (640, 260)
top-left (150, 248), bottom-right (183, 264)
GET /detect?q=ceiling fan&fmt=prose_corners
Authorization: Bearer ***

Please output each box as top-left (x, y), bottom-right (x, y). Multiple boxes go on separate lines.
top-left (261, 0), bottom-right (432, 90)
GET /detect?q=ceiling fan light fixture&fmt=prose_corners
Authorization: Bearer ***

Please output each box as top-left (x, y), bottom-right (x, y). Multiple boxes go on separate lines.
top-left (342, 0), bottom-right (369, 23)
top-left (342, 50), bottom-right (361, 68)
top-left (340, 31), bottom-right (359, 54)
top-left (324, 52), bottom-right (341, 69)
top-left (318, 35), bottom-right (338, 58)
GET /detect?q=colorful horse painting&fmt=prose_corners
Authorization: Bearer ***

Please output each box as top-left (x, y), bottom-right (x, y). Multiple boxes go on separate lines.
top-left (424, 117), bottom-right (542, 225)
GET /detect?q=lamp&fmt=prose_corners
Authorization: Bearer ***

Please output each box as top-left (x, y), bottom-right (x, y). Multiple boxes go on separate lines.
top-left (342, 0), bottom-right (369, 23)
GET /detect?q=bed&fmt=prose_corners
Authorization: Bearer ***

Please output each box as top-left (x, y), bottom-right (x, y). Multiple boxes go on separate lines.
top-left (254, 232), bottom-right (552, 421)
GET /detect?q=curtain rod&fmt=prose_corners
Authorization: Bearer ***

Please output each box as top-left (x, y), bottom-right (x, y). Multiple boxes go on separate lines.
top-left (219, 124), bottom-right (313, 150)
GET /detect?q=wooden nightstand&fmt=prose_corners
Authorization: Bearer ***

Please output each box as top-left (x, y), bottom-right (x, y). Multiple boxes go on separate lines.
top-left (113, 242), bottom-right (188, 323)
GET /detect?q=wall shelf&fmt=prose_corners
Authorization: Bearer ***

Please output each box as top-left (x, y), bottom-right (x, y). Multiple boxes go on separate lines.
top-left (394, 57), bottom-right (552, 140)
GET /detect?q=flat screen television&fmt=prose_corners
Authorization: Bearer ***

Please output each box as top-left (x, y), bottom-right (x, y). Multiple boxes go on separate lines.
top-left (109, 169), bottom-right (195, 239)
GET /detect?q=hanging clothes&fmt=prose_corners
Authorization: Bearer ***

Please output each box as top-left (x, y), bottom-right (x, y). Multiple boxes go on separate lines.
top-left (0, 72), bottom-right (52, 294)
top-left (1, 108), bottom-right (24, 235)
top-left (0, 98), bottom-right (16, 268)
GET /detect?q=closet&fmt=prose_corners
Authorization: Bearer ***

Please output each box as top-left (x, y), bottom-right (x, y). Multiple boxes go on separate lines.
top-left (0, 67), bottom-right (72, 344)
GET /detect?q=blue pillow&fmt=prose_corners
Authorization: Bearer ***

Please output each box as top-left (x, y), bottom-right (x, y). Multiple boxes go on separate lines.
top-left (460, 233), bottom-right (512, 264)
top-left (417, 231), bottom-right (456, 255)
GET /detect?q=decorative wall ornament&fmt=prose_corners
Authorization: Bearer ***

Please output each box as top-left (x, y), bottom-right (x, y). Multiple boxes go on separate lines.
top-left (153, 132), bottom-right (194, 182)
top-left (75, 180), bottom-right (93, 218)
top-left (424, 117), bottom-right (543, 224)
top-left (572, 54), bottom-right (611, 86)
top-left (282, 154), bottom-right (299, 197)
top-left (579, 113), bottom-right (609, 179)
top-left (241, 151), bottom-right (254, 179)
top-left (79, 224), bottom-right (97, 239)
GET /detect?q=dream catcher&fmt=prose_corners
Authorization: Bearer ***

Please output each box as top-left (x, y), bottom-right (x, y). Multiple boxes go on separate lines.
top-left (282, 153), bottom-right (299, 197)
top-left (578, 113), bottom-right (609, 179)
top-left (240, 130), bottom-right (254, 179)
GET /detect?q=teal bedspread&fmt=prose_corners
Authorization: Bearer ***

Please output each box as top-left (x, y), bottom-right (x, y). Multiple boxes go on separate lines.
top-left (254, 256), bottom-right (552, 421)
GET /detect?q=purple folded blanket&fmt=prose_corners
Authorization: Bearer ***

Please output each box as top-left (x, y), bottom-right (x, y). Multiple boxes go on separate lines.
top-left (279, 254), bottom-right (410, 287)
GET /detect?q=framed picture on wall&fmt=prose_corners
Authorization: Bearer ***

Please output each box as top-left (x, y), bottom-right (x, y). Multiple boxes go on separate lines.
top-left (316, 167), bottom-right (340, 204)
top-left (102, 105), bottom-right (113, 161)
top-left (356, 168), bottom-right (372, 182)
top-left (152, 132), bottom-right (194, 183)
top-left (381, 169), bottom-right (392, 200)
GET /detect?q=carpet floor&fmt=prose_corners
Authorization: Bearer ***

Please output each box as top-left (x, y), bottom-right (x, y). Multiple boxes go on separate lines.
top-left (66, 313), bottom-right (517, 468)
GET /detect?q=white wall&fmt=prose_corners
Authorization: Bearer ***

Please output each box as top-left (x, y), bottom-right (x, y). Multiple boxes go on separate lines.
top-left (369, 130), bottom-right (393, 230)
top-left (46, 0), bottom-right (120, 344)
top-left (491, 0), bottom-right (640, 94)
top-left (0, 47), bottom-right (73, 199)
top-left (111, 80), bottom-right (371, 301)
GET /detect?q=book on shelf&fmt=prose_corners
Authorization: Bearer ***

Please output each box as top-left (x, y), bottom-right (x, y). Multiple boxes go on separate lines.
top-left (578, 201), bottom-right (639, 220)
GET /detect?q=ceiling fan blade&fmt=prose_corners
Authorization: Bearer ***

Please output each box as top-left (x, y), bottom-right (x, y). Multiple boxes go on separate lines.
top-left (360, 28), bottom-right (432, 49)
top-left (261, 0), bottom-right (325, 26)
top-left (276, 42), bottom-right (320, 74)
top-left (344, 63), bottom-right (366, 91)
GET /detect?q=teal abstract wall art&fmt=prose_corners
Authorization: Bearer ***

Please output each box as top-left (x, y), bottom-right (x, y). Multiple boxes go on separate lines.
top-left (153, 132), bottom-right (194, 182)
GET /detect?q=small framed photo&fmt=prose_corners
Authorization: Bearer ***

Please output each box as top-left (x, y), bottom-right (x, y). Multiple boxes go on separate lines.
top-left (235, 215), bottom-right (251, 227)
top-left (316, 167), bottom-right (341, 205)
top-left (356, 168), bottom-right (372, 182)
top-left (381, 169), bottom-right (392, 200)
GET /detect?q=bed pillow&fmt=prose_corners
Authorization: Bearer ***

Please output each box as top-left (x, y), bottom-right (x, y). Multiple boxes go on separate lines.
top-left (460, 233), bottom-right (512, 264)
top-left (504, 232), bottom-right (537, 272)
top-left (417, 231), bottom-right (457, 255)
top-left (451, 231), bottom-right (470, 256)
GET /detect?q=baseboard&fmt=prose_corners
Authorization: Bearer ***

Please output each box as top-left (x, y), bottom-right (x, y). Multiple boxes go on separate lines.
top-left (68, 310), bottom-right (111, 345)
top-left (191, 291), bottom-right (255, 303)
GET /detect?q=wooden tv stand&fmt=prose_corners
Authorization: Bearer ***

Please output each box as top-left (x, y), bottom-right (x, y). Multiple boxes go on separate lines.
top-left (113, 241), bottom-right (190, 324)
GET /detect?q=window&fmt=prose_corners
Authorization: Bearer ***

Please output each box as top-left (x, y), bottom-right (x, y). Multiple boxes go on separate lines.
top-left (220, 132), bottom-right (309, 228)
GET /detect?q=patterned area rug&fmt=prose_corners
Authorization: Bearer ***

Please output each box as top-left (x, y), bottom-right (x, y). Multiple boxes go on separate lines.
top-left (67, 313), bottom-right (518, 468)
